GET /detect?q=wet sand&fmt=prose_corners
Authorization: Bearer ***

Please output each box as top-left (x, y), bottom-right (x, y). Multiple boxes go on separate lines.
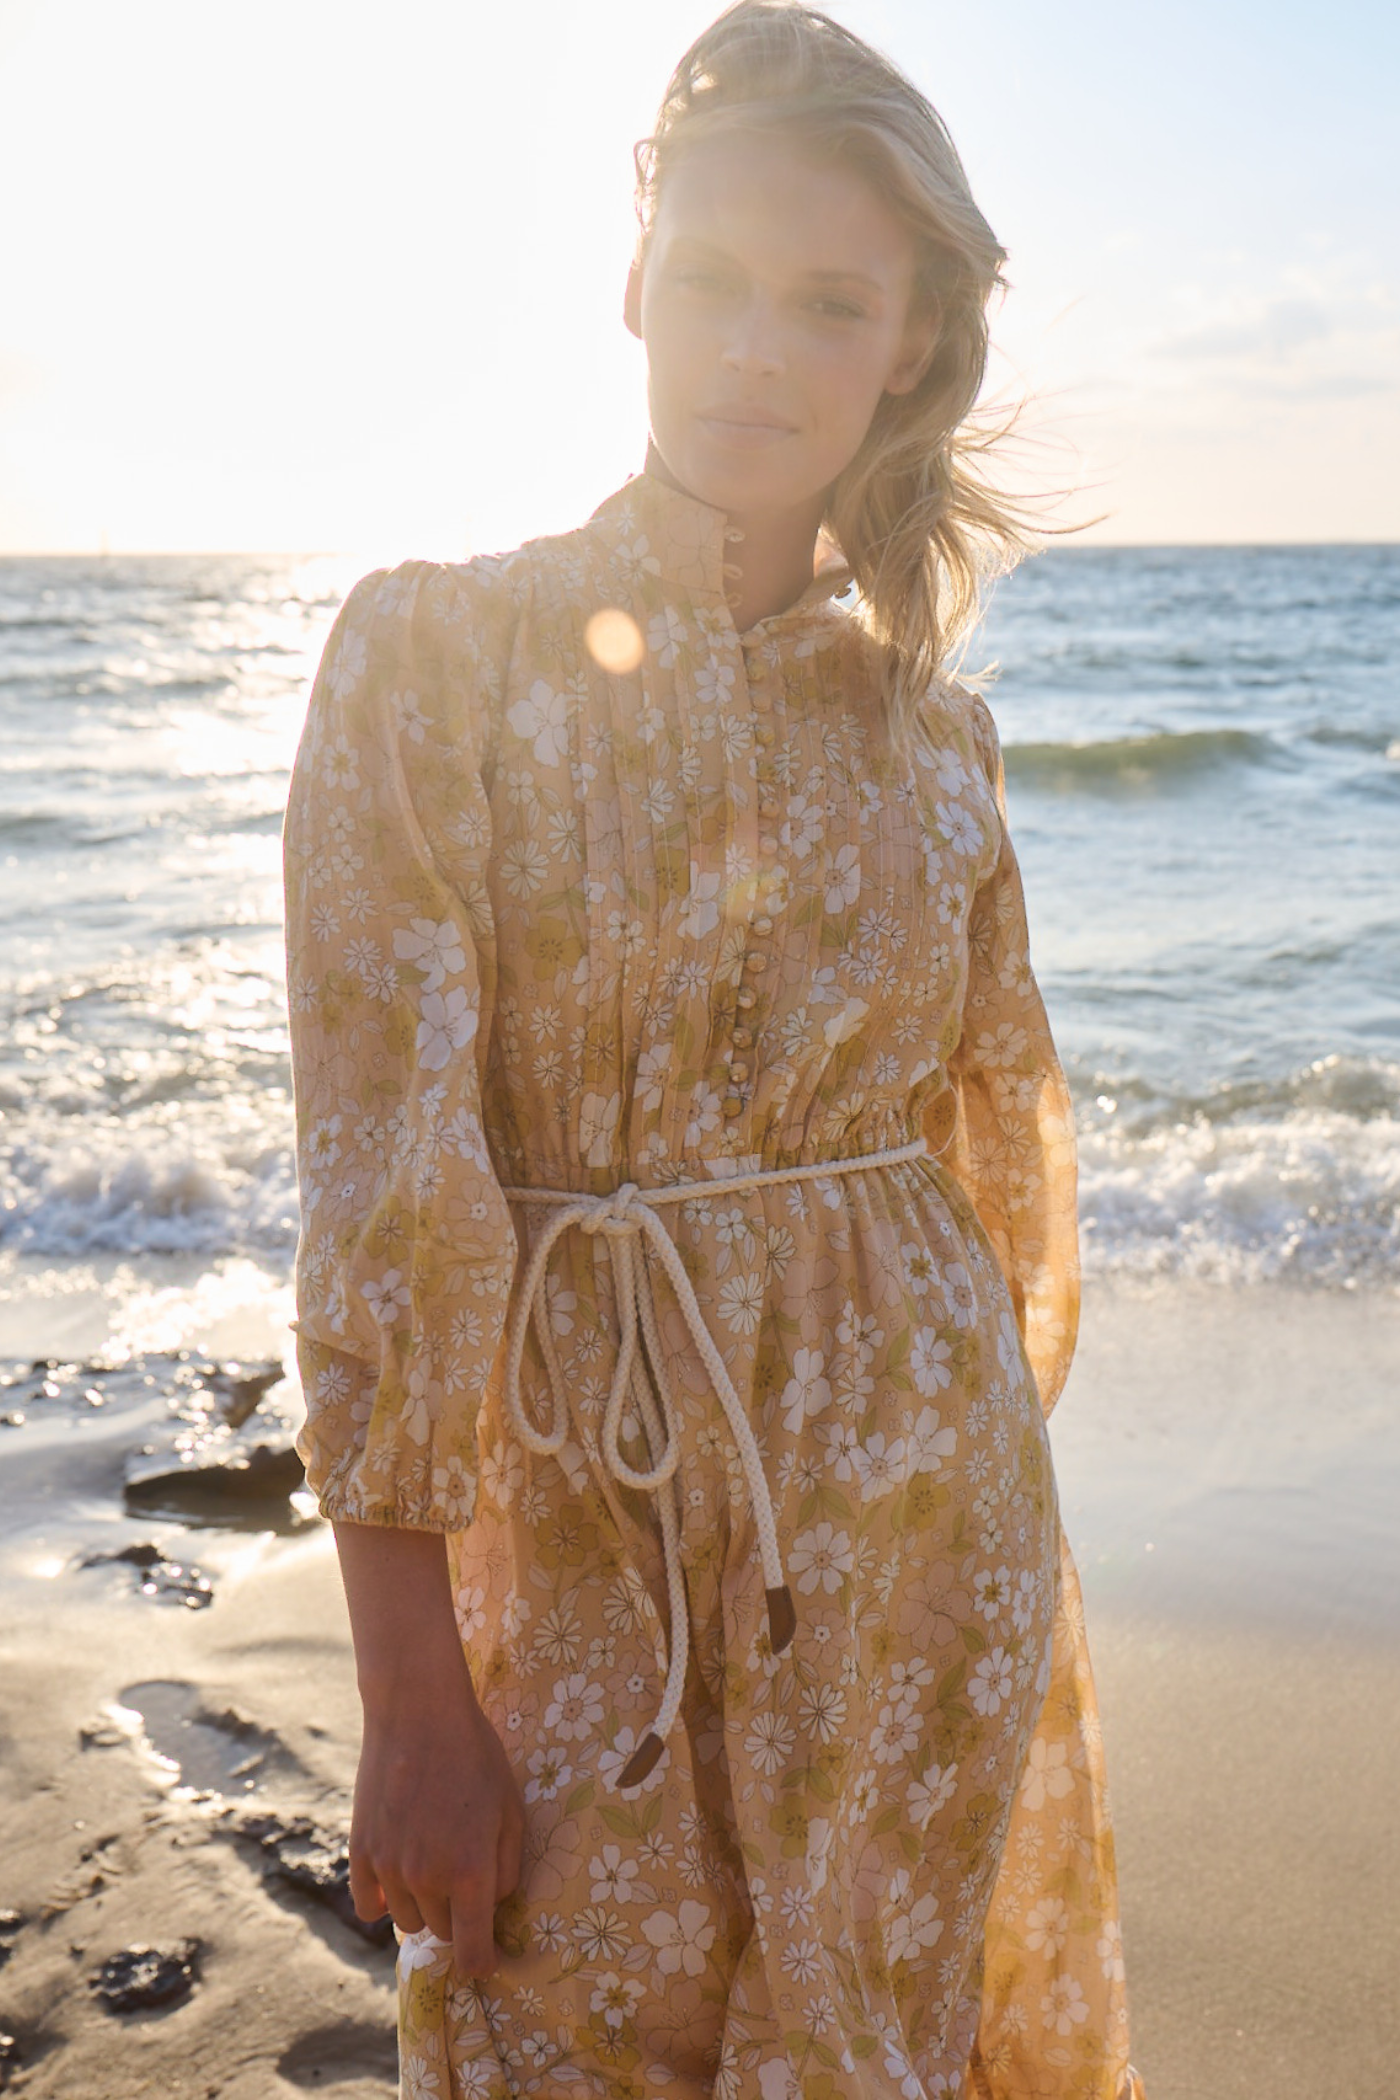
top-left (0, 1277), bottom-right (1396, 2097)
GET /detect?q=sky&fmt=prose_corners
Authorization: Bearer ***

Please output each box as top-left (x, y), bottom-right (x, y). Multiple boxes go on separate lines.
top-left (0, 0), bottom-right (1395, 555)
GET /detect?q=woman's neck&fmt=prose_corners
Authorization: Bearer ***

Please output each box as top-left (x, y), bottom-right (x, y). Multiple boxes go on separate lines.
top-left (645, 442), bottom-right (827, 633)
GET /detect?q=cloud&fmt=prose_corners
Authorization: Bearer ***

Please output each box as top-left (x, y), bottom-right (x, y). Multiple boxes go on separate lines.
top-left (1159, 298), bottom-right (1332, 363)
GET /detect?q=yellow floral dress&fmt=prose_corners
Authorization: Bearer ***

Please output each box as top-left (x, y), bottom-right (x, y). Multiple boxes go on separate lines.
top-left (283, 469), bottom-right (1145, 2100)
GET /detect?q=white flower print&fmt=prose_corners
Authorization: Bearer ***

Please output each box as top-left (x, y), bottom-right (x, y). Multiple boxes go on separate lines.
top-left (870, 1696), bottom-right (921, 1766)
top-left (935, 798), bottom-right (981, 855)
top-left (906, 1761), bottom-right (958, 1831)
top-left (969, 1645), bottom-right (1015, 1716)
top-left (507, 677), bottom-right (571, 764)
top-left (1041, 1977), bottom-right (1090, 2036)
top-left (392, 916), bottom-right (466, 992)
top-left (851, 1431), bottom-right (908, 1502)
top-left (822, 843), bottom-right (862, 913)
top-left (718, 1271), bottom-right (764, 1335)
top-left (744, 1709), bottom-right (796, 1776)
top-left (646, 605), bottom-right (688, 667)
top-left (884, 1868), bottom-right (945, 1964)
top-left (973, 1565), bottom-right (1013, 1624)
top-left (1097, 1920), bottom-right (1127, 1982)
top-left (360, 1268), bottom-right (409, 1326)
top-left (589, 1972), bottom-right (645, 2030)
top-left (788, 1522), bottom-right (855, 1596)
top-left (589, 1846), bottom-right (641, 1905)
top-left (415, 986), bottom-right (478, 1071)
top-left (1020, 1736), bottom-right (1076, 1811)
top-left (327, 628), bottom-right (366, 703)
top-left (798, 1681), bottom-right (847, 1744)
top-left (942, 1261), bottom-right (979, 1329)
top-left (678, 863), bottom-right (724, 940)
top-left (523, 1744), bottom-right (573, 1804)
top-left (780, 1346), bottom-right (832, 1433)
top-left (543, 1672), bottom-right (605, 1742)
top-left (910, 1327), bottom-right (954, 1394)
top-left (579, 1089), bottom-right (620, 1168)
top-left (640, 1900), bottom-right (716, 1977)
top-left (906, 1405), bottom-right (958, 1474)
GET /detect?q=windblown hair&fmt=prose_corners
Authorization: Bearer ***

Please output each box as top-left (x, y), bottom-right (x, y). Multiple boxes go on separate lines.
top-left (636, 0), bottom-right (1036, 744)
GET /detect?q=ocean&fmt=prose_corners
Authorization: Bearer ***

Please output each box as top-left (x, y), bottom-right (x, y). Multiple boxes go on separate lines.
top-left (1, 541), bottom-right (1396, 1357)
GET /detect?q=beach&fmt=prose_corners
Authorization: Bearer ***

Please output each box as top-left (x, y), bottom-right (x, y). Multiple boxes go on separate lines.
top-left (1, 1273), bottom-right (1396, 2098)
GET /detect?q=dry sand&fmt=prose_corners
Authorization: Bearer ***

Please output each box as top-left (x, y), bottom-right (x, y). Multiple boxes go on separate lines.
top-left (0, 1275), bottom-right (1396, 2099)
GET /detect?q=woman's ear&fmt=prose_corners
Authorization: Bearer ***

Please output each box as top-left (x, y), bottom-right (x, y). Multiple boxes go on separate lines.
top-left (884, 301), bottom-right (940, 398)
top-left (624, 261), bottom-right (645, 341)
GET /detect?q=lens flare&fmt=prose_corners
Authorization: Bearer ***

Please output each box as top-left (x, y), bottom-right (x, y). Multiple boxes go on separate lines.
top-left (584, 607), bottom-right (645, 674)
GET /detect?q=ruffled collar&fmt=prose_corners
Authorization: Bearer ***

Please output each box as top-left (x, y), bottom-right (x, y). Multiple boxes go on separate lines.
top-left (590, 462), bottom-right (853, 631)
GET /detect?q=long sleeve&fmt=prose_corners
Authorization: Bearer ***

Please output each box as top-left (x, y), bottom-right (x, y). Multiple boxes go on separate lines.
top-left (282, 559), bottom-right (519, 1529)
top-left (945, 693), bottom-right (1079, 1417)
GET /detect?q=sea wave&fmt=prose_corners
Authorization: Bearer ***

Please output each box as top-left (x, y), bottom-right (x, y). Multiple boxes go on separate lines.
top-left (1004, 728), bottom-right (1272, 791)
top-left (2, 1092), bottom-right (1395, 1287)
top-left (1079, 1106), bottom-right (1400, 1285)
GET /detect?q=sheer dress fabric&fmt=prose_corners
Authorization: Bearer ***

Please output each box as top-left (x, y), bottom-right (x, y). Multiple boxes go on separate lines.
top-left (283, 471), bottom-right (1145, 2100)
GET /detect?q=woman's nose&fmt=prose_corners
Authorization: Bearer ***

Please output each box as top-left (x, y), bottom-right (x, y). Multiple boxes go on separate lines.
top-left (720, 297), bottom-right (785, 376)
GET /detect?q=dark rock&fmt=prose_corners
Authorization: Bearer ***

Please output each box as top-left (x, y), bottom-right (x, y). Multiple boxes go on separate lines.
top-left (89, 1938), bottom-right (202, 2013)
top-left (124, 1440), bottom-right (307, 1529)
top-left (229, 1812), bottom-right (394, 1947)
top-left (0, 2031), bottom-right (19, 2087)
top-left (0, 1912), bottom-right (20, 1971)
top-left (81, 1542), bottom-right (215, 1608)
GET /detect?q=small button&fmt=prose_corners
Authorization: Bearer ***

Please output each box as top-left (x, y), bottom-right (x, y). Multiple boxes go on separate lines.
top-left (731, 1027), bottom-right (753, 1049)
top-left (755, 722), bottom-right (774, 746)
top-left (758, 795), bottom-right (778, 817)
top-left (722, 1093), bottom-right (744, 1118)
top-left (736, 986), bottom-right (758, 1010)
top-left (743, 952), bottom-right (766, 974)
top-left (728, 1061), bottom-right (750, 1084)
top-left (753, 915), bottom-right (774, 936)
top-left (758, 834), bottom-right (778, 857)
top-left (724, 526), bottom-right (746, 544)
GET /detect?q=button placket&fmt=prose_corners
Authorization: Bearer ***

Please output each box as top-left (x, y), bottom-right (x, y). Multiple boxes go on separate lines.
top-left (716, 639), bottom-right (785, 1126)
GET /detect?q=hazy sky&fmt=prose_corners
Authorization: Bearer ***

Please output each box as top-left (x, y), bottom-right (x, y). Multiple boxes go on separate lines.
top-left (0, 0), bottom-right (1395, 554)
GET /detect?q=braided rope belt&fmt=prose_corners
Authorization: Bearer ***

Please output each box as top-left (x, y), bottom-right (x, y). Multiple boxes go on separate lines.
top-left (499, 1135), bottom-right (930, 1786)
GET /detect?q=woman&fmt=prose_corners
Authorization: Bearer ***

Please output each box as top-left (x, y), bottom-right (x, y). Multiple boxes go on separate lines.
top-left (283, 5), bottom-right (1145, 2095)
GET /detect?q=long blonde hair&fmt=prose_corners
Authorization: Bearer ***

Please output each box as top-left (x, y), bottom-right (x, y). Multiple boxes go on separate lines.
top-left (635, 0), bottom-right (1035, 743)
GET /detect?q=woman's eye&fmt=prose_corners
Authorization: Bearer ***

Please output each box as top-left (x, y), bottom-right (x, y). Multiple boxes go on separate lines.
top-left (808, 299), bottom-right (864, 320)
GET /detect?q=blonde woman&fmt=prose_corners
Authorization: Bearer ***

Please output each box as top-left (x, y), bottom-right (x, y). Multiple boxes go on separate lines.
top-left (284, 5), bottom-right (1145, 2094)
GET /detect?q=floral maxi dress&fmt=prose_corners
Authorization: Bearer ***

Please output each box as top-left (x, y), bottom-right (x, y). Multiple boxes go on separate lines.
top-left (283, 470), bottom-right (1145, 2100)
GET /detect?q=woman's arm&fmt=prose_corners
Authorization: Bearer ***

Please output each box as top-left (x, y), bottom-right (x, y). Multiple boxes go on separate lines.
top-left (335, 1521), bottom-right (525, 1976)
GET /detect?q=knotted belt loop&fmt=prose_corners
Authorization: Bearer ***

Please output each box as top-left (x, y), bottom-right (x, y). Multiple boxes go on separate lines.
top-left (500, 1135), bottom-right (930, 1786)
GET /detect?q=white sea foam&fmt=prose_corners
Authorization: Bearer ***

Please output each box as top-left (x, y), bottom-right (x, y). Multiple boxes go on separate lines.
top-left (1079, 1107), bottom-right (1400, 1284)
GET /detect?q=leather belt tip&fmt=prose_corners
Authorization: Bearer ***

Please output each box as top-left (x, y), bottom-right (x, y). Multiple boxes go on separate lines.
top-left (616, 1731), bottom-right (666, 1789)
top-left (766, 1584), bottom-right (797, 1655)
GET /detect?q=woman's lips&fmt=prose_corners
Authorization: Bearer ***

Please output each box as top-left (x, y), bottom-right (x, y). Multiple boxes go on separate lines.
top-left (696, 409), bottom-right (797, 448)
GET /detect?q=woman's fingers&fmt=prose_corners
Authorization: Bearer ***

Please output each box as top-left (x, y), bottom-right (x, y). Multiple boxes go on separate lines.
top-left (495, 1808), bottom-right (523, 1902)
top-left (451, 1871), bottom-right (503, 1977)
top-left (347, 1851), bottom-right (388, 1925)
top-left (377, 1869), bottom-right (428, 1939)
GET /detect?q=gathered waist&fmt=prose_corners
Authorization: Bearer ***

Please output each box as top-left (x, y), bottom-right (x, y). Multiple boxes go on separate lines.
top-left (496, 1134), bottom-right (929, 1789)
top-left (499, 1127), bottom-right (940, 1216)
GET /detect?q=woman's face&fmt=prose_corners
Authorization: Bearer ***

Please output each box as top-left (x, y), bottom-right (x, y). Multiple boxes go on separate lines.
top-left (627, 132), bottom-right (936, 520)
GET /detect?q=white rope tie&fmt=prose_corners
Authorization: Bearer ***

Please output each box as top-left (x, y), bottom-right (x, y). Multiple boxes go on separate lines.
top-left (500, 1135), bottom-right (929, 1787)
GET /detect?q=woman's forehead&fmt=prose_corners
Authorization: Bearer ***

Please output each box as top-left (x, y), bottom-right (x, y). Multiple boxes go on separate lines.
top-left (650, 133), bottom-right (917, 286)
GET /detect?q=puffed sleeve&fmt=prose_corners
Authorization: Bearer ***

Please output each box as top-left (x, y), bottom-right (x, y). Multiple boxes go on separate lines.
top-left (282, 559), bottom-right (519, 1528)
top-left (944, 693), bottom-right (1079, 1417)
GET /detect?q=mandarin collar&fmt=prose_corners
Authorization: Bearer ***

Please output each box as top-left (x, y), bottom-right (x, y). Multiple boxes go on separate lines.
top-left (590, 466), bottom-right (853, 631)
